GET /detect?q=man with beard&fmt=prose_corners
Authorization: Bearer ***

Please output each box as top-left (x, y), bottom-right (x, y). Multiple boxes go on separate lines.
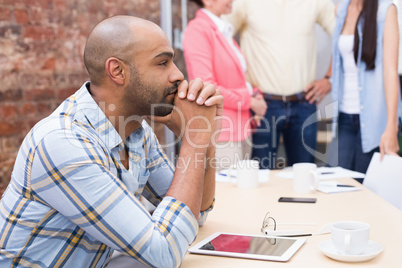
top-left (0, 16), bottom-right (223, 268)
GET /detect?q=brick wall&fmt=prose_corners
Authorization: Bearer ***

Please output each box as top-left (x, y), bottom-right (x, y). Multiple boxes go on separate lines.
top-left (0, 0), bottom-right (198, 195)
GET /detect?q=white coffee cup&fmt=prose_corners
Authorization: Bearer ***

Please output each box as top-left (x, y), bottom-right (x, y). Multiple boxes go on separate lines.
top-left (233, 160), bottom-right (259, 189)
top-left (331, 221), bottom-right (370, 255)
top-left (292, 163), bottom-right (319, 193)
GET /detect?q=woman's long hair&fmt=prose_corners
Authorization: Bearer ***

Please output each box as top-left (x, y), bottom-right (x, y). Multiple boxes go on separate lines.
top-left (353, 0), bottom-right (378, 70)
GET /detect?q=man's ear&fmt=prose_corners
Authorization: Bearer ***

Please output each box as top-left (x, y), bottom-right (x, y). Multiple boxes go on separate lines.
top-left (105, 57), bottom-right (126, 86)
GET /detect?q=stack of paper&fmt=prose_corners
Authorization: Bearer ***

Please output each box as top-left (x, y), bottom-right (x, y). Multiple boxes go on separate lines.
top-left (317, 181), bottom-right (361, 194)
top-left (276, 166), bottom-right (365, 180)
top-left (216, 169), bottom-right (270, 183)
top-left (364, 153), bottom-right (402, 210)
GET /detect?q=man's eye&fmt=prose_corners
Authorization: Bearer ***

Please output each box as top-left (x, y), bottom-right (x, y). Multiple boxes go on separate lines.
top-left (159, 61), bottom-right (168, 66)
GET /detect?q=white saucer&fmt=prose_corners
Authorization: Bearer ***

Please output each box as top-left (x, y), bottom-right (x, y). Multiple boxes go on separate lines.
top-left (319, 240), bottom-right (383, 262)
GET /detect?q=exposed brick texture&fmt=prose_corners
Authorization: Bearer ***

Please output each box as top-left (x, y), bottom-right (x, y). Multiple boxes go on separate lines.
top-left (0, 0), bottom-right (198, 192)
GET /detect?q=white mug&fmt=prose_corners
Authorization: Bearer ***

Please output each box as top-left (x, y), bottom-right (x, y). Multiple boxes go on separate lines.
top-left (331, 221), bottom-right (370, 255)
top-left (232, 160), bottom-right (259, 189)
top-left (293, 163), bottom-right (319, 193)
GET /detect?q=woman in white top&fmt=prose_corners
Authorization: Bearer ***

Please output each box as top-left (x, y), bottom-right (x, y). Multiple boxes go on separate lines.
top-left (330, 0), bottom-right (401, 176)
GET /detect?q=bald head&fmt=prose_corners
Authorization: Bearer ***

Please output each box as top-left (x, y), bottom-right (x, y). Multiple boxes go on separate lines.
top-left (83, 16), bottom-right (164, 86)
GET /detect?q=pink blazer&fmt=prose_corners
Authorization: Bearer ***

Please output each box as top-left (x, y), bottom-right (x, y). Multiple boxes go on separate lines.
top-left (183, 10), bottom-right (252, 142)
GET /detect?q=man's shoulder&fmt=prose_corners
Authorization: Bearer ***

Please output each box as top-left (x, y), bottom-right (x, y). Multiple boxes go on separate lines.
top-left (26, 103), bottom-right (98, 152)
top-left (314, 0), bottom-right (336, 10)
top-left (27, 117), bottom-right (94, 150)
top-left (186, 12), bottom-right (213, 33)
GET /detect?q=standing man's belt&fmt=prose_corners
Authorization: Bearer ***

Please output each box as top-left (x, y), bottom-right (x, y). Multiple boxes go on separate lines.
top-left (262, 92), bottom-right (306, 102)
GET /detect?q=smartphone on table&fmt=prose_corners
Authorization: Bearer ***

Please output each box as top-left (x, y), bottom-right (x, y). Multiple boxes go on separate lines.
top-left (278, 197), bottom-right (317, 203)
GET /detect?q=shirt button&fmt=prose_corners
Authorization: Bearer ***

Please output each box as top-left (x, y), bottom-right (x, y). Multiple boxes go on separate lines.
top-left (359, 87), bottom-right (362, 91)
top-left (360, 106), bottom-right (364, 110)
top-left (361, 124), bottom-right (365, 128)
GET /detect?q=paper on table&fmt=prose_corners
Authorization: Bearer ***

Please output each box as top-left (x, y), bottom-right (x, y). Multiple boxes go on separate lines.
top-left (317, 181), bottom-right (361, 194)
top-left (276, 167), bottom-right (365, 180)
top-left (364, 153), bottom-right (402, 210)
top-left (216, 169), bottom-right (270, 183)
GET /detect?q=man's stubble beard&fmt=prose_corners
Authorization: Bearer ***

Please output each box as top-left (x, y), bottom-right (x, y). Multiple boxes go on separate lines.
top-left (125, 66), bottom-right (177, 117)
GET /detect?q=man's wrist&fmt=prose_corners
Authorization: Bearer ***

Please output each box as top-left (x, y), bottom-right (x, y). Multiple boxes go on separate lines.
top-left (324, 75), bottom-right (332, 84)
top-left (182, 133), bottom-right (211, 150)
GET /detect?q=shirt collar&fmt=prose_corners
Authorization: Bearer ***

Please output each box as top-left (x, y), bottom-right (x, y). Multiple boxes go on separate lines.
top-left (74, 82), bottom-right (124, 150)
top-left (201, 8), bottom-right (234, 37)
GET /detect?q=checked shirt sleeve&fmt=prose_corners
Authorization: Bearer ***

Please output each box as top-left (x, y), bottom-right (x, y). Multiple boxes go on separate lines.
top-left (141, 123), bottom-right (214, 227)
top-left (29, 127), bottom-right (198, 268)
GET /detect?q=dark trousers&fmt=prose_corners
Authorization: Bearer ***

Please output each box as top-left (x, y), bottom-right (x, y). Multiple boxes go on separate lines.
top-left (337, 112), bottom-right (379, 175)
top-left (399, 75), bottom-right (402, 97)
top-left (399, 75), bottom-right (402, 96)
top-left (251, 98), bottom-right (317, 169)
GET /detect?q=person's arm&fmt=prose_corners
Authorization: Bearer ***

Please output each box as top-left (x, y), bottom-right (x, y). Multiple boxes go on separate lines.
top-left (304, 0), bottom-right (336, 104)
top-left (250, 93), bottom-right (268, 126)
top-left (380, 4), bottom-right (400, 158)
top-left (141, 121), bottom-right (214, 225)
top-left (304, 58), bottom-right (332, 104)
top-left (150, 79), bottom-right (223, 218)
top-left (199, 84), bottom-right (223, 214)
top-left (200, 138), bottom-right (216, 213)
top-left (30, 129), bottom-right (197, 268)
top-left (317, 0), bottom-right (336, 35)
top-left (183, 21), bottom-right (251, 111)
top-left (164, 97), bottom-right (217, 220)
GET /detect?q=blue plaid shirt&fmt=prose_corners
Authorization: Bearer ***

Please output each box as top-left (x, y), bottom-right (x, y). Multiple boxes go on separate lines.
top-left (0, 83), bottom-right (211, 267)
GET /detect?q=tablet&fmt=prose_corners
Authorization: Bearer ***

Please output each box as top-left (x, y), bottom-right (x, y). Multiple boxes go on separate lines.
top-left (188, 232), bottom-right (306, 262)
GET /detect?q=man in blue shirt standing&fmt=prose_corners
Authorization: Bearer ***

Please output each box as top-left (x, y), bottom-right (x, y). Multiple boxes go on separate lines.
top-left (0, 16), bottom-right (222, 267)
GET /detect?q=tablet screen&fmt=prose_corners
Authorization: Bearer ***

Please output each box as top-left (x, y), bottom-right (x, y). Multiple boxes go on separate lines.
top-left (199, 233), bottom-right (295, 256)
top-left (189, 232), bottom-right (306, 262)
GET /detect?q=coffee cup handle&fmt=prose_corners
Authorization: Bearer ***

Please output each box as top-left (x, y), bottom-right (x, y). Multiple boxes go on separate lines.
top-left (309, 170), bottom-right (319, 191)
top-left (344, 233), bottom-right (351, 254)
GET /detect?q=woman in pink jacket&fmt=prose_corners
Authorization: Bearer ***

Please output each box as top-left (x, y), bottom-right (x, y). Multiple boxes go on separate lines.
top-left (183, 0), bottom-right (267, 171)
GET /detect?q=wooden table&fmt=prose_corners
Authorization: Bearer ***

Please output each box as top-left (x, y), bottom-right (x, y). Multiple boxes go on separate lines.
top-left (182, 171), bottom-right (402, 267)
